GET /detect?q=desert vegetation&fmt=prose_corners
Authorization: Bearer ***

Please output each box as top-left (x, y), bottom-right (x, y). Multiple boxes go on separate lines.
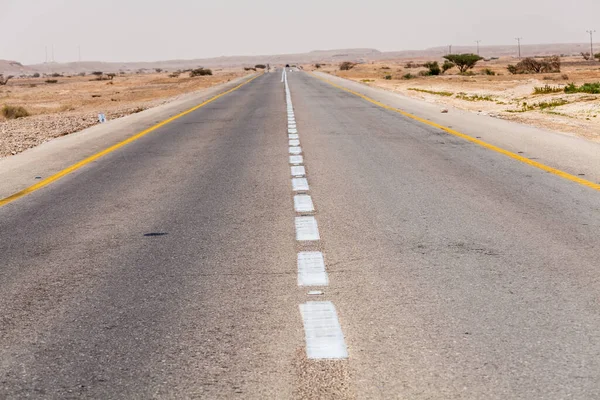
top-left (443, 54), bottom-right (483, 73)
top-left (2, 105), bottom-right (29, 119)
top-left (0, 68), bottom-right (247, 156)
top-left (318, 55), bottom-right (600, 140)
top-left (189, 68), bottom-right (213, 77)
top-left (507, 56), bottom-right (561, 74)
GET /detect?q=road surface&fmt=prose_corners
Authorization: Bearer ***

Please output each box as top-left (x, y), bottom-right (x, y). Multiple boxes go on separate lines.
top-left (1, 70), bottom-right (600, 399)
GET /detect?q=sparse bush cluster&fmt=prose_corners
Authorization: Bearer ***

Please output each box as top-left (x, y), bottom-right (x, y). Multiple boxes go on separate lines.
top-left (533, 85), bottom-right (563, 94)
top-left (339, 62), bottom-right (356, 71)
top-left (45, 79), bottom-right (58, 84)
top-left (244, 67), bottom-right (257, 71)
top-left (404, 61), bottom-right (423, 68)
top-left (189, 68), bottom-right (212, 77)
top-left (507, 56), bottom-right (561, 74)
top-left (564, 82), bottom-right (600, 94)
top-left (254, 64), bottom-right (266, 69)
top-left (1, 105), bottom-right (29, 119)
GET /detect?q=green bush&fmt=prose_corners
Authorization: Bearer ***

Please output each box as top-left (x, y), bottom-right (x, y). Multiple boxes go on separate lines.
top-left (443, 54), bottom-right (483, 73)
top-left (45, 79), bottom-right (58, 84)
top-left (190, 68), bottom-right (213, 77)
top-left (384, 75), bottom-right (392, 80)
top-left (32, 73), bottom-right (41, 78)
top-left (423, 61), bottom-right (441, 76)
top-left (564, 82), bottom-right (600, 94)
top-left (482, 68), bottom-right (496, 76)
top-left (2, 105), bottom-right (30, 119)
top-left (402, 73), bottom-right (415, 80)
top-left (442, 60), bottom-right (455, 73)
top-left (255, 64), bottom-right (266, 69)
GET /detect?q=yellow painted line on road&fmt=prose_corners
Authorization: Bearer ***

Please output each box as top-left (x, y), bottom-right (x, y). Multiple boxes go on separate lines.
top-left (0, 74), bottom-right (261, 208)
top-left (312, 73), bottom-right (600, 192)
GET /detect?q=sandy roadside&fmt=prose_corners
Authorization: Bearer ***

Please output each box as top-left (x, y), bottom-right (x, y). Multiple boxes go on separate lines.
top-left (0, 69), bottom-right (250, 158)
top-left (314, 57), bottom-right (600, 143)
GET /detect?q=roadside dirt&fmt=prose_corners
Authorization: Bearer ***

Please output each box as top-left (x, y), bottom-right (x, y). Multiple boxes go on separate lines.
top-left (314, 57), bottom-right (600, 142)
top-left (0, 69), bottom-right (248, 157)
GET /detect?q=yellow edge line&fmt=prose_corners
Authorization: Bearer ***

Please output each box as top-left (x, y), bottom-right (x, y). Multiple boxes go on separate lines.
top-left (0, 74), bottom-right (261, 208)
top-left (312, 73), bottom-right (600, 192)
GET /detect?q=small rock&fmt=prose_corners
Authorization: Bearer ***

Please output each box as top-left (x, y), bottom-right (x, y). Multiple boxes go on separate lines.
top-left (441, 109), bottom-right (449, 113)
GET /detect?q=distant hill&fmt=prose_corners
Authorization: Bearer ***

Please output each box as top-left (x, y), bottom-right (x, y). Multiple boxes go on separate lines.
top-left (1, 43), bottom-right (597, 75)
top-left (0, 60), bottom-right (35, 75)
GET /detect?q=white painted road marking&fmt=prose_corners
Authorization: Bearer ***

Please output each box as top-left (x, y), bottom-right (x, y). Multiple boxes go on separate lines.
top-left (288, 129), bottom-right (298, 134)
top-left (289, 139), bottom-right (300, 146)
top-left (300, 302), bottom-right (348, 359)
top-left (294, 194), bottom-right (314, 212)
top-left (289, 134), bottom-right (299, 139)
top-left (292, 177), bottom-right (309, 192)
top-left (295, 216), bottom-right (320, 241)
top-left (289, 146), bottom-right (302, 155)
top-left (291, 165), bottom-right (306, 177)
top-left (298, 252), bottom-right (328, 286)
top-left (289, 155), bottom-right (303, 165)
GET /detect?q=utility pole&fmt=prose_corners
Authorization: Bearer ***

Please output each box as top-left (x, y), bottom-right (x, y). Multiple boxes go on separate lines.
top-left (448, 45), bottom-right (452, 55)
top-left (515, 37), bottom-right (523, 58)
top-left (475, 40), bottom-right (481, 56)
top-left (587, 30), bottom-right (596, 60)
top-left (51, 45), bottom-right (55, 63)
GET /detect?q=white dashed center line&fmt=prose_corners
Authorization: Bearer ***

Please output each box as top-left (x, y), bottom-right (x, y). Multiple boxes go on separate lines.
top-left (298, 252), bottom-right (328, 286)
top-left (289, 146), bottom-right (302, 155)
top-left (283, 68), bottom-right (348, 362)
top-left (292, 177), bottom-right (309, 191)
top-left (295, 216), bottom-right (320, 241)
top-left (291, 165), bottom-right (306, 177)
top-left (300, 302), bottom-right (348, 359)
top-left (289, 155), bottom-right (303, 165)
top-left (294, 194), bottom-right (314, 212)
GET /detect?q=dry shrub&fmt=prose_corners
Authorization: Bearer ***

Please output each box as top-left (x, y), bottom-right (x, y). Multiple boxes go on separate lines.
top-left (2, 105), bottom-right (30, 119)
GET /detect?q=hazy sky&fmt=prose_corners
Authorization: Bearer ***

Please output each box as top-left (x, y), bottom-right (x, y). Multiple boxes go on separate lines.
top-left (1, 0), bottom-right (599, 64)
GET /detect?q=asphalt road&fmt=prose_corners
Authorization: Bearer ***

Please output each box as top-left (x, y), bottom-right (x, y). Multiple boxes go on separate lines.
top-left (1, 70), bottom-right (600, 399)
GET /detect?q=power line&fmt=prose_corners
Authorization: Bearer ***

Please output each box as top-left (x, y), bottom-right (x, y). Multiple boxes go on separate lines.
top-left (587, 30), bottom-right (596, 60)
top-left (515, 37), bottom-right (523, 58)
